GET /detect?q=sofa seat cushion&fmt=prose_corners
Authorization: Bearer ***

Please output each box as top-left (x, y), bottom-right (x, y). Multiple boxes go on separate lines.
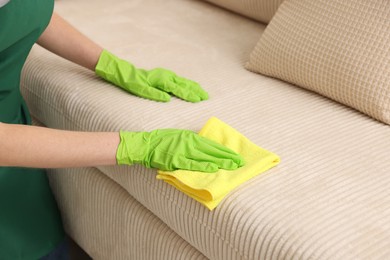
top-left (22, 0), bottom-right (390, 259)
top-left (47, 166), bottom-right (208, 260)
top-left (202, 0), bottom-right (284, 24)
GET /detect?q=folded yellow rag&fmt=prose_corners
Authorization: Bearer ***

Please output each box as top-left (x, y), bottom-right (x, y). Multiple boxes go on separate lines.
top-left (157, 117), bottom-right (280, 210)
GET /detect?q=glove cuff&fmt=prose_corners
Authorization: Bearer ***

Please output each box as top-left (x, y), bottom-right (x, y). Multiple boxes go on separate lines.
top-left (116, 131), bottom-right (150, 166)
top-left (95, 50), bottom-right (136, 87)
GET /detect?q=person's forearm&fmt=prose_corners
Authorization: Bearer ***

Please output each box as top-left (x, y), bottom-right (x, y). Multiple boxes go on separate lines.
top-left (0, 122), bottom-right (119, 168)
top-left (37, 13), bottom-right (103, 71)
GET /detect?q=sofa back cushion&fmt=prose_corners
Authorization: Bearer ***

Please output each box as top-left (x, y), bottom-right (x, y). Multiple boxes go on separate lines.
top-left (246, 0), bottom-right (390, 124)
top-left (203, 0), bottom-right (284, 24)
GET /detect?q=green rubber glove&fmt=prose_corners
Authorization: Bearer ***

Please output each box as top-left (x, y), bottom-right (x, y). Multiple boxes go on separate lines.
top-left (95, 50), bottom-right (209, 102)
top-left (116, 129), bottom-right (245, 172)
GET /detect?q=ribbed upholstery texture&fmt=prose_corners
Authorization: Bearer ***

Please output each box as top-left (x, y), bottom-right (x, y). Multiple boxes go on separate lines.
top-left (35, 112), bottom-right (205, 259)
top-left (246, 0), bottom-right (390, 124)
top-left (21, 0), bottom-right (390, 259)
top-left (47, 167), bottom-right (207, 260)
top-left (202, 0), bottom-right (284, 23)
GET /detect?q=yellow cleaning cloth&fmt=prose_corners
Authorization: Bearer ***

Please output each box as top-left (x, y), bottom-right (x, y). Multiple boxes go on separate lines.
top-left (157, 117), bottom-right (280, 210)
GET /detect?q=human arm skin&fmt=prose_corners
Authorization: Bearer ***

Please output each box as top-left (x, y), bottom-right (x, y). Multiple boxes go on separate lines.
top-left (28, 13), bottom-right (117, 167)
top-left (0, 122), bottom-right (119, 168)
top-left (37, 12), bottom-right (102, 71)
top-left (0, 123), bottom-right (244, 171)
top-left (37, 13), bottom-right (208, 102)
top-left (0, 14), bottom-right (116, 168)
top-left (19, 12), bottom-right (231, 170)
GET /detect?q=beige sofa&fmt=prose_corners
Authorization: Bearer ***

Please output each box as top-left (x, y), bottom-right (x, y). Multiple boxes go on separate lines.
top-left (21, 0), bottom-right (390, 259)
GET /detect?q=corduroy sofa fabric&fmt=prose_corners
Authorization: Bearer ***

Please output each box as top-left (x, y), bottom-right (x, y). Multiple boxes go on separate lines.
top-left (246, 0), bottom-right (390, 124)
top-left (47, 166), bottom-right (207, 260)
top-left (32, 119), bottom-right (206, 260)
top-left (203, 0), bottom-right (284, 24)
top-left (22, 0), bottom-right (390, 259)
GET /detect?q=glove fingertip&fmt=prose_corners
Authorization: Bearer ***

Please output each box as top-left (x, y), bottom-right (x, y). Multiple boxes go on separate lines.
top-left (192, 87), bottom-right (209, 100)
top-left (205, 163), bottom-right (219, 173)
top-left (151, 92), bottom-right (171, 102)
top-left (192, 84), bottom-right (209, 101)
top-left (231, 154), bottom-right (245, 168)
top-left (186, 95), bottom-right (202, 103)
top-left (189, 161), bottom-right (219, 173)
top-left (238, 157), bottom-right (245, 167)
top-left (160, 94), bottom-right (171, 102)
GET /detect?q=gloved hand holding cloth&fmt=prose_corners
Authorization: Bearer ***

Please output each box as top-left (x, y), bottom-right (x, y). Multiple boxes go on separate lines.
top-left (95, 50), bottom-right (209, 102)
top-left (116, 129), bottom-right (245, 172)
top-left (157, 117), bottom-right (281, 210)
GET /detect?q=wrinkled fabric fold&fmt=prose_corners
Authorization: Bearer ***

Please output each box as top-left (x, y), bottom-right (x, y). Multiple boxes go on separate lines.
top-left (157, 117), bottom-right (280, 210)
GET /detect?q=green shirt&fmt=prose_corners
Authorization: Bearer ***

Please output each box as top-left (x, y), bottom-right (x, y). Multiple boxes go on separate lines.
top-left (0, 0), bottom-right (65, 259)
